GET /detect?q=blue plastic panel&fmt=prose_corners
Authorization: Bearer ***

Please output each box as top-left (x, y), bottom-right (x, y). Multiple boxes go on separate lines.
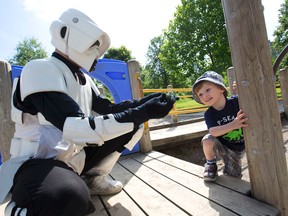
top-left (87, 59), bottom-right (139, 154)
top-left (11, 65), bottom-right (23, 80)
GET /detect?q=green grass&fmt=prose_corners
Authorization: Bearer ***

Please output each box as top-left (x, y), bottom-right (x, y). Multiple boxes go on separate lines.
top-left (175, 98), bottom-right (201, 109)
top-left (276, 87), bottom-right (282, 98)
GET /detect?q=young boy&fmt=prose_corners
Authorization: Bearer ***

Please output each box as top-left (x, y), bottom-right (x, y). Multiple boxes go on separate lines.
top-left (192, 71), bottom-right (248, 182)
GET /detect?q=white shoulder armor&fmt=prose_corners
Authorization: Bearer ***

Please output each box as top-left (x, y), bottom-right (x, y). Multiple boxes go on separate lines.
top-left (20, 58), bottom-right (68, 101)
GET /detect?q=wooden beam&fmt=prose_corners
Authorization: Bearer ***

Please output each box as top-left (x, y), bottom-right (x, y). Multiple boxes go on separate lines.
top-left (0, 60), bottom-right (14, 162)
top-left (227, 67), bottom-right (236, 96)
top-left (127, 60), bottom-right (152, 152)
top-left (279, 68), bottom-right (288, 118)
top-left (221, 0), bottom-right (288, 214)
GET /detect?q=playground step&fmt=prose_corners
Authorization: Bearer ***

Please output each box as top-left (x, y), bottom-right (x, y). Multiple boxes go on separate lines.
top-left (150, 120), bottom-right (207, 150)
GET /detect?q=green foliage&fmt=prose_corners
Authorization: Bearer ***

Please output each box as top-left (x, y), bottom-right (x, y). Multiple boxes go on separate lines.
top-left (143, 0), bottom-right (232, 88)
top-left (9, 37), bottom-right (48, 66)
top-left (161, 0), bottom-right (232, 83)
top-left (103, 45), bottom-right (134, 62)
top-left (272, 0), bottom-right (288, 71)
top-left (143, 35), bottom-right (170, 88)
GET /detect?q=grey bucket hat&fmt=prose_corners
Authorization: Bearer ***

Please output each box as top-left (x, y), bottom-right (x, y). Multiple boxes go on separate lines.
top-left (192, 71), bottom-right (228, 104)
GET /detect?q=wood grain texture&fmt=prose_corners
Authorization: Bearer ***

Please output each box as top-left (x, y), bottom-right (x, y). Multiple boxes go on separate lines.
top-left (222, 0), bottom-right (288, 214)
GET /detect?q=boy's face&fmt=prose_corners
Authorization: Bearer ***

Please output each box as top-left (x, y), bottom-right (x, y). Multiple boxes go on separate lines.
top-left (196, 82), bottom-right (225, 106)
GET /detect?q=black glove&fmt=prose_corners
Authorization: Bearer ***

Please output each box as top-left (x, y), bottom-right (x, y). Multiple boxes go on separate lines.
top-left (140, 93), bottom-right (175, 119)
top-left (104, 92), bottom-right (163, 112)
top-left (137, 92), bottom-right (162, 105)
top-left (113, 93), bottom-right (176, 126)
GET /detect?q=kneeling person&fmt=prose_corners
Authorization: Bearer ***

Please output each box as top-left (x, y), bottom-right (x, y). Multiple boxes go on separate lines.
top-left (192, 71), bottom-right (248, 182)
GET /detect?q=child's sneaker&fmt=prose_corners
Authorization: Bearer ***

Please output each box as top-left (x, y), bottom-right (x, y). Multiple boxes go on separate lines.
top-left (203, 163), bottom-right (218, 182)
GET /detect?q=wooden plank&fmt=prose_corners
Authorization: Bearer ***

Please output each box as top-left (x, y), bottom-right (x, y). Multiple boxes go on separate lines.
top-left (98, 176), bottom-right (146, 216)
top-left (0, 60), bottom-right (14, 162)
top-left (88, 195), bottom-right (109, 216)
top-left (128, 153), bottom-right (279, 216)
top-left (146, 151), bottom-right (251, 195)
top-left (99, 194), bottom-right (145, 216)
top-left (0, 196), bottom-right (108, 216)
top-left (227, 67), bottom-right (236, 96)
top-left (149, 117), bottom-right (205, 131)
top-left (150, 121), bottom-right (207, 149)
top-left (118, 156), bottom-right (238, 216)
top-left (110, 162), bottom-right (189, 216)
top-left (279, 68), bottom-right (288, 118)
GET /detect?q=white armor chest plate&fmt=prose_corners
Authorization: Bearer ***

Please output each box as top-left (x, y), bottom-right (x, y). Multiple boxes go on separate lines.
top-left (10, 57), bottom-right (95, 172)
top-left (60, 63), bottom-right (93, 117)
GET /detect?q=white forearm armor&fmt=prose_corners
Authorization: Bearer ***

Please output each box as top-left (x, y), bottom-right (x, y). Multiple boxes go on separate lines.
top-left (63, 114), bottom-right (134, 146)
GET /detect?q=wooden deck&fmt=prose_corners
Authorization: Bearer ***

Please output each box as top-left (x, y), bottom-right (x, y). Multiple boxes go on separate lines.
top-left (0, 151), bottom-right (280, 215)
top-left (92, 151), bottom-right (279, 215)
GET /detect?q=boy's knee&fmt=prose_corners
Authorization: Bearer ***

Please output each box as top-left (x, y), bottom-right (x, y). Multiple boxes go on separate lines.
top-left (202, 134), bottom-right (215, 146)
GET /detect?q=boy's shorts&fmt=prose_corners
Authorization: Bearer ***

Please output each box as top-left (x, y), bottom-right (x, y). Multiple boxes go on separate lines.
top-left (202, 134), bottom-right (245, 178)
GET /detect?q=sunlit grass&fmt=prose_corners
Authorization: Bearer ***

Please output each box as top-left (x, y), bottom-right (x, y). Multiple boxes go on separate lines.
top-left (175, 98), bottom-right (200, 109)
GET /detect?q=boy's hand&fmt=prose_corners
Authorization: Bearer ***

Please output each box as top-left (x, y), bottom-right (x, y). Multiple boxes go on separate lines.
top-left (232, 110), bottom-right (248, 129)
top-left (232, 81), bottom-right (237, 92)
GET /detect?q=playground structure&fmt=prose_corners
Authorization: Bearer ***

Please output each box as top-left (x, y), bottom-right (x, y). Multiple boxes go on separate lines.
top-left (222, 1), bottom-right (288, 214)
top-left (0, 0), bottom-right (288, 214)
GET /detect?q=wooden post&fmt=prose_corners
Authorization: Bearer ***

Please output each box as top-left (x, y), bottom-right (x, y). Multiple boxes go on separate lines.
top-left (127, 60), bottom-right (153, 152)
top-left (167, 84), bottom-right (178, 122)
top-left (279, 68), bottom-right (288, 119)
top-left (227, 67), bottom-right (236, 96)
top-left (0, 60), bottom-right (14, 162)
top-left (222, 0), bottom-right (288, 214)
top-left (98, 85), bottom-right (104, 95)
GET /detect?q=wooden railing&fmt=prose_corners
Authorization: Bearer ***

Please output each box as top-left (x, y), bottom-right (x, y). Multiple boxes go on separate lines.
top-left (143, 83), bottom-right (283, 118)
top-left (143, 88), bottom-right (207, 115)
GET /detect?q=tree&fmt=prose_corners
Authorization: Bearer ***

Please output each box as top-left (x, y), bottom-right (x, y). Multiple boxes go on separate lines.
top-left (9, 37), bottom-right (48, 66)
top-left (103, 45), bottom-right (134, 62)
top-left (272, 0), bottom-right (288, 70)
top-left (159, 0), bottom-right (232, 86)
top-left (142, 35), bottom-right (169, 88)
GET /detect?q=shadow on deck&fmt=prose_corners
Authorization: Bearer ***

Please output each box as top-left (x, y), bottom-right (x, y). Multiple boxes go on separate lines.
top-left (90, 151), bottom-right (277, 215)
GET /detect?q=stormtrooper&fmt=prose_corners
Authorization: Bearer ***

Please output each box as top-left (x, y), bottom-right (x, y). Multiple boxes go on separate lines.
top-left (0, 8), bottom-right (176, 216)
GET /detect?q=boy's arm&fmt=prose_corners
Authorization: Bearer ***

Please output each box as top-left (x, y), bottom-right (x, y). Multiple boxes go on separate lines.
top-left (209, 110), bottom-right (248, 137)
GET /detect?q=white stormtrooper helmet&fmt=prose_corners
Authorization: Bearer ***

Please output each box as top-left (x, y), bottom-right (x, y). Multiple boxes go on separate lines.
top-left (50, 8), bottom-right (110, 71)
